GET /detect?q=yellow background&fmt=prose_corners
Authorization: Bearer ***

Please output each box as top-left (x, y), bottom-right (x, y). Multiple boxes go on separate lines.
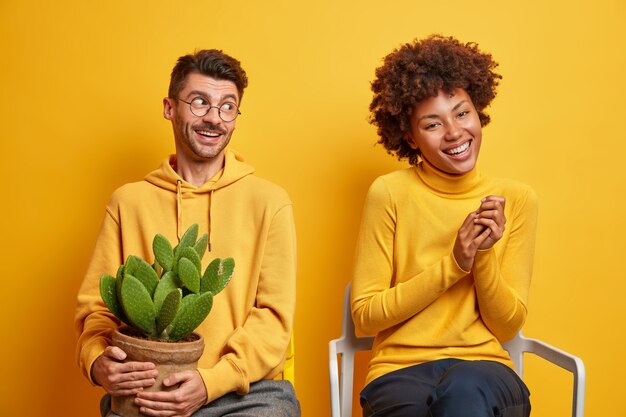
top-left (1, 0), bottom-right (624, 416)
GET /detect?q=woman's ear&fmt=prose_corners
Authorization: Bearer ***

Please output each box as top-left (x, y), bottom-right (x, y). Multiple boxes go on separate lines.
top-left (405, 132), bottom-right (419, 150)
top-left (405, 111), bottom-right (420, 150)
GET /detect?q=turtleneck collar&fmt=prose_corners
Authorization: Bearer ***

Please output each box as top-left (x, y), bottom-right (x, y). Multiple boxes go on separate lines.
top-left (414, 158), bottom-right (483, 195)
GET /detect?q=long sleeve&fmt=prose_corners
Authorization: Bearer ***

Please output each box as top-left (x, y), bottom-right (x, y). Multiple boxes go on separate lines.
top-left (198, 204), bottom-right (297, 403)
top-left (351, 177), bottom-right (469, 335)
top-left (75, 207), bottom-right (123, 384)
top-left (473, 187), bottom-right (538, 342)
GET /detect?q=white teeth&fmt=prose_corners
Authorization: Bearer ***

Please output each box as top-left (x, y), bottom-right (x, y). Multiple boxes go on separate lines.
top-left (198, 131), bottom-right (220, 137)
top-left (445, 141), bottom-right (470, 155)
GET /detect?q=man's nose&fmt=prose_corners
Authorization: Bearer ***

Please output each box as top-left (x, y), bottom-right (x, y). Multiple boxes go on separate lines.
top-left (202, 106), bottom-right (222, 124)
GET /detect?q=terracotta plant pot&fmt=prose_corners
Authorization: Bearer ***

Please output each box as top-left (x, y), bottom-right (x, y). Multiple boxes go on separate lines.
top-left (110, 327), bottom-right (204, 417)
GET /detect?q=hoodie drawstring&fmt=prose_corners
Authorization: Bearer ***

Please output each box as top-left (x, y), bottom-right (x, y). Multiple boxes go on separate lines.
top-left (177, 179), bottom-right (213, 253)
top-left (208, 190), bottom-right (214, 252)
top-left (176, 180), bottom-right (183, 241)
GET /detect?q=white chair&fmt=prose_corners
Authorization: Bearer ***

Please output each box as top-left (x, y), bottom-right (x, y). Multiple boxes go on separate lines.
top-left (329, 283), bottom-right (586, 417)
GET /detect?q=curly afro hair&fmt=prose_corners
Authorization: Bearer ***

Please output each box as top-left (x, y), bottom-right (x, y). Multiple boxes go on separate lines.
top-left (369, 35), bottom-right (501, 165)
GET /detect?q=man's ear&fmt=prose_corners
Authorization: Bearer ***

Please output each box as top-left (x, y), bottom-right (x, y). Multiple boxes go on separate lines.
top-left (163, 97), bottom-right (174, 120)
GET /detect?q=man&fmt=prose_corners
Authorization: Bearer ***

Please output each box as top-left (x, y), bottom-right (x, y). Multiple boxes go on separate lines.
top-left (75, 50), bottom-right (299, 417)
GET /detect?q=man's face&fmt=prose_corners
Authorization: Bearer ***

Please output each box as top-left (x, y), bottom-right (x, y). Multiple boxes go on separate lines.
top-left (407, 88), bottom-right (482, 175)
top-left (164, 72), bottom-right (240, 164)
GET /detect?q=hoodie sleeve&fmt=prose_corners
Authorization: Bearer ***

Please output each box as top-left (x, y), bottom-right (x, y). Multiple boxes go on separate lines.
top-left (197, 203), bottom-right (297, 403)
top-left (75, 205), bottom-right (123, 384)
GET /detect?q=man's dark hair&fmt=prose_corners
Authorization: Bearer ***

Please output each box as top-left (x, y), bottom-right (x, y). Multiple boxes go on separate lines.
top-left (370, 35), bottom-right (502, 165)
top-left (168, 49), bottom-right (248, 101)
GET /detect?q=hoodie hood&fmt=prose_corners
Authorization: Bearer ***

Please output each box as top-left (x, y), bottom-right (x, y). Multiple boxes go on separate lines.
top-left (145, 149), bottom-right (255, 193)
top-left (144, 149), bottom-right (255, 248)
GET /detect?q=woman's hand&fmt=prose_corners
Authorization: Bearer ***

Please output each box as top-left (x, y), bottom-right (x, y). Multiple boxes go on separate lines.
top-left (475, 196), bottom-right (506, 250)
top-left (453, 196), bottom-right (506, 271)
top-left (453, 211), bottom-right (491, 271)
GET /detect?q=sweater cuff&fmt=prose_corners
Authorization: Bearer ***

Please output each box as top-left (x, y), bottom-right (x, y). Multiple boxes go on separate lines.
top-left (198, 357), bottom-right (247, 404)
top-left (474, 247), bottom-right (496, 269)
top-left (450, 252), bottom-right (471, 274)
top-left (83, 338), bottom-right (110, 385)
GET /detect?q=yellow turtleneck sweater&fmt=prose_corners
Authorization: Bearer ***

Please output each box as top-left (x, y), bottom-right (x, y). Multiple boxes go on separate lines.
top-left (351, 160), bottom-right (538, 386)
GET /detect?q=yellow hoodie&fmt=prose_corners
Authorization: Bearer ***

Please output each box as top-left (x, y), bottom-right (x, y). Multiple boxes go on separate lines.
top-left (75, 149), bottom-right (297, 403)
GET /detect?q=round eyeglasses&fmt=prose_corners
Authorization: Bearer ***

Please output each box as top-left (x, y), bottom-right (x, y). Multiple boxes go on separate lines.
top-left (176, 97), bottom-right (241, 122)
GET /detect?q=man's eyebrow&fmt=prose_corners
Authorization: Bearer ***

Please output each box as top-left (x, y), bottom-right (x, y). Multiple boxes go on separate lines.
top-left (221, 93), bottom-right (239, 102)
top-left (185, 90), bottom-right (238, 102)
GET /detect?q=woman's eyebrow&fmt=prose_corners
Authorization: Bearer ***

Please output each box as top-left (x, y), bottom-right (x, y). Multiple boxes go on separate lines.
top-left (452, 100), bottom-right (468, 111)
top-left (418, 114), bottom-right (440, 121)
top-left (417, 99), bottom-right (470, 122)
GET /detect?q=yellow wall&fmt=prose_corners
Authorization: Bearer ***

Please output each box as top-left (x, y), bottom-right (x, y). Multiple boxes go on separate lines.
top-left (1, 1), bottom-right (624, 415)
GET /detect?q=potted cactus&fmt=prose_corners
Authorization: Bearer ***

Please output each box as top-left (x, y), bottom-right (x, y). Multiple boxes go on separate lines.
top-left (99, 223), bottom-right (234, 417)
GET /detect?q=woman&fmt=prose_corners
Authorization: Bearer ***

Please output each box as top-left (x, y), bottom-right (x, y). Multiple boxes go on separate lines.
top-left (351, 35), bottom-right (537, 417)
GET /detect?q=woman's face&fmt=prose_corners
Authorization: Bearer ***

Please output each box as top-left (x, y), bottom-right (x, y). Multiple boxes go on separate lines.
top-left (408, 88), bottom-right (482, 175)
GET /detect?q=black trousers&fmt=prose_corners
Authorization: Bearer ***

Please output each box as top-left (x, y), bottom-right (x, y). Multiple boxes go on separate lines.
top-left (360, 359), bottom-right (530, 417)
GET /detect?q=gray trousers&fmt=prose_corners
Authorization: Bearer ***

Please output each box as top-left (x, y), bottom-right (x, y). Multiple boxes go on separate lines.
top-left (101, 380), bottom-right (300, 417)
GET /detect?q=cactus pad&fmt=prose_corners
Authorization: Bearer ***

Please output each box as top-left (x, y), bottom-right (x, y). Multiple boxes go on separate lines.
top-left (167, 291), bottom-right (213, 341)
top-left (153, 234), bottom-right (174, 271)
top-left (174, 224), bottom-right (199, 258)
top-left (100, 274), bottom-right (126, 323)
top-left (201, 258), bottom-right (235, 295)
top-left (194, 233), bottom-right (209, 260)
top-left (153, 271), bottom-right (178, 312)
top-left (180, 246), bottom-right (202, 273)
top-left (116, 265), bottom-right (125, 280)
top-left (133, 258), bottom-right (159, 296)
top-left (124, 255), bottom-right (141, 276)
top-left (120, 275), bottom-right (156, 336)
top-left (156, 289), bottom-right (182, 336)
top-left (178, 257), bottom-right (201, 293)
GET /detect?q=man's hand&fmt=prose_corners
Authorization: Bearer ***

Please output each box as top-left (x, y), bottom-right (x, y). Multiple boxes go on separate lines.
top-left (92, 346), bottom-right (158, 396)
top-left (134, 370), bottom-right (207, 417)
top-left (475, 196), bottom-right (506, 250)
